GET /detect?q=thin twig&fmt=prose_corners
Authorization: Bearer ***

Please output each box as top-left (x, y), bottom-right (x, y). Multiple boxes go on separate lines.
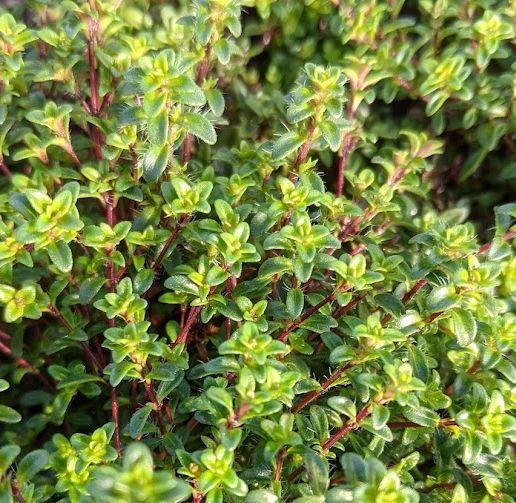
top-left (335, 97), bottom-right (356, 196)
top-left (322, 402), bottom-right (372, 452)
top-left (290, 361), bottom-right (355, 414)
top-left (381, 279), bottom-right (427, 325)
top-left (0, 159), bottom-right (12, 177)
top-left (227, 402), bottom-right (250, 430)
top-left (175, 306), bottom-right (201, 346)
top-left (0, 340), bottom-right (55, 393)
top-left (291, 119), bottom-right (316, 175)
top-left (476, 229), bottom-right (515, 256)
top-left (110, 388), bottom-right (122, 455)
top-left (274, 447), bottom-right (287, 482)
top-left (152, 214), bottom-right (190, 271)
top-left (278, 290), bottom-right (337, 343)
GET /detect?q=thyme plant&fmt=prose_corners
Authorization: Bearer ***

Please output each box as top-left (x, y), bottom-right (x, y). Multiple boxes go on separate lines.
top-left (0, 1), bottom-right (515, 502)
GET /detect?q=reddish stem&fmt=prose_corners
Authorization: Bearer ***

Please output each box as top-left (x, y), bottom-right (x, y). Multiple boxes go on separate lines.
top-left (104, 192), bottom-right (117, 228)
top-left (86, 17), bottom-right (103, 160)
top-left (92, 334), bottom-right (106, 368)
top-left (401, 279), bottom-right (428, 304)
top-left (192, 483), bottom-right (203, 503)
top-left (274, 447), bottom-right (287, 482)
top-left (101, 177), bottom-right (122, 453)
top-left (336, 135), bottom-right (357, 197)
top-left (286, 465), bottom-right (304, 484)
top-left (335, 102), bottom-right (356, 196)
top-left (80, 342), bottom-right (103, 373)
top-left (322, 403), bottom-right (372, 452)
top-left (111, 388), bottom-right (122, 455)
top-left (332, 293), bottom-right (365, 319)
top-left (381, 279), bottom-right (428, 325)
top-left (106, 257), bottom-right (116, 294)
top-left (477, 229), bottom-right (515, 255)
top-left (50, 305), bottom-right (74, 331)
top-left (0, 159), bottom-right (12, 177)
top-left (176, 306), bottom-right (201, 346)
top-left (466, 359), bottom-right (481, 375)
top-left (10, 480), bottom-right (24, 503)
top-left (152, 214), bottom-right (190, 271)
top-left (225, 276), bottom-right (237, 340)
top-left (338, 214), bottom-right (366, 242)
top-left (86, 18), bottom-right (99, 115)
top-left (330, 475), bottom-right (346, 486)
top-left (278, 291), bottom-right (336, 343)
top-left (181, 132), bottom-right (195, 166)
top-left (291, 120), bottom-right (316, 174)
top-left (99, 91), bottom-right (114, 113)
top-left (427, 311), bottom-right (444, 323)
top-left (186, 415), bottom-right (198, 431)
top-left (227, 402), bottom-right (250, 429)
top-left (290, 361), bottom-right (355, 414)
top-left (350, 221), bottom-right (390, 256)
top-left (51, 307), bottom-right (104, 374)
top-left (387, 167), bottom-right (406, 186)
top-left (288, 291), bottom-right (363, 359)
top-left (292, 305), bottom-right (445, 415)
top-left (0, 341), bottom-right (55, 393)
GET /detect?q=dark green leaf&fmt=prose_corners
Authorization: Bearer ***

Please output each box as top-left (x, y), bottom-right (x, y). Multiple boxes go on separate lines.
top-left (129, 405), bottom-right (153, 438)
top-left (303, 450), bottom-right (329, 495)
top-left (182, 113), bottom-right (216, 145)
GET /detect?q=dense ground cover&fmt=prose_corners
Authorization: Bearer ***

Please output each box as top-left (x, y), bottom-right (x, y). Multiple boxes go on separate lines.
top-left (0, 0), bottom-right (514, 501)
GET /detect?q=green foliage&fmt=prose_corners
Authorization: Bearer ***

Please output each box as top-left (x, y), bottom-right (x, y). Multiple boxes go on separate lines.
top-left (0, 1), bottom-right (514, 502)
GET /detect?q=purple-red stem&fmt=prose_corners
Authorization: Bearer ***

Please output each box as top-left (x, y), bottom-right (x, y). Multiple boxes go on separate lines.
top-left (278, 290), bottom-right (336, 343)
top-left (152, 214), bottom-right (190, 271)
top-left (292, 279), bottom-right (430, 413)
top-left (322, 403), bottom-right (372, 452)
top-left (111, 388), bottom-right (122, 454)
top-left (274, 447), bottom-right (287, 482)
top-left (176, 306), bottom-right (201, 346)
top-left (381, 278), bottom-right (428, 325)
top-left (225, 276), bottom-right (237, 340)
top-left (0, 340), bottom-right (55, 393)
top-left (336, 135), bottom-right (356, 197)
top-left (227, 402), bottom-right (250, 430)
top-left (477, 229), bottom-right (515, 255)
top-left (332, 293), bottom-right (365, 319)
top-left (0, 159), bottom-right (12, 177)
top-left (336, 101), bottom-right (356, 196)
top-left (291, 120), bottom-right (316, 177)
top-left (87, 14), bottom-right (122, 448)
top-left (286, 403), bottom-right (371, 483)
top-left (290, 362), bottom-right (354, 414)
